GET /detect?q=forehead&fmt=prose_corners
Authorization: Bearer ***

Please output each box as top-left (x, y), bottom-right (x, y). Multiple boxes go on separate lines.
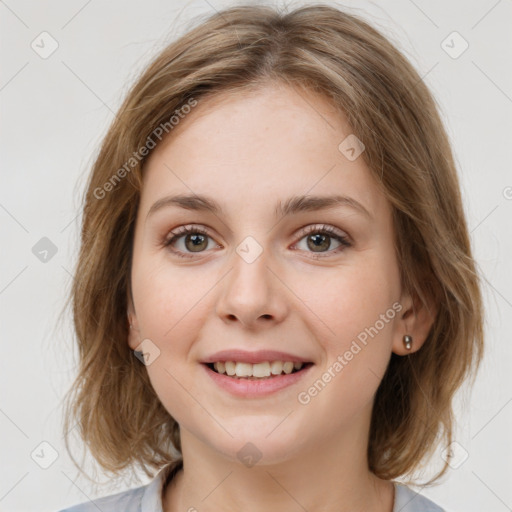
top-left (139, 83), bottom-right (386, 220)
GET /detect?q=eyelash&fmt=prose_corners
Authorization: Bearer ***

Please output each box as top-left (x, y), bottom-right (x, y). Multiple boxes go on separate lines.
top-left (163, 224), bottom-right (352, 260)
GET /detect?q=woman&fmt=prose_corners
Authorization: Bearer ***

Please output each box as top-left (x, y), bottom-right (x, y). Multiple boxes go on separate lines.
top-left (59, 4), bottom-right (484, 511)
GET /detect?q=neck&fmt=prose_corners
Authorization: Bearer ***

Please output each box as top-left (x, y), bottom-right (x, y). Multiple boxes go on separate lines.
top-left (163, 428), bottom-right (395, 512)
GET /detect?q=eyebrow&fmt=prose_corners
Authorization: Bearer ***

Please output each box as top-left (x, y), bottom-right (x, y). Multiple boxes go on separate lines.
top-left (146, 193), bottom-right (372, 220)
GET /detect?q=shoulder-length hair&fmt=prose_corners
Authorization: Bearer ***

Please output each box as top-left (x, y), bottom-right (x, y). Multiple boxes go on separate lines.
top-left (63, 2), bottom-right (484, 486)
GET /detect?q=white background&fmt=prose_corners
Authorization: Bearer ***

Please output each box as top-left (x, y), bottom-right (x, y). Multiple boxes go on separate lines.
top-left (1, 0), bottom-right (511, 511)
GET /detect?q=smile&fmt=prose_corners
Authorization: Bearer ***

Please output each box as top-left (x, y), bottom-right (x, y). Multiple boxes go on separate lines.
top-left (202, 361), bottom-right (314, 397)
top-left (208, 360), bottom-right (308, 378)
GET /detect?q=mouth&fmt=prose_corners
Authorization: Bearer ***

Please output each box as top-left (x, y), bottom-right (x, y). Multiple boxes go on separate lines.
top-left (203, 360), bottom-right (314, 380)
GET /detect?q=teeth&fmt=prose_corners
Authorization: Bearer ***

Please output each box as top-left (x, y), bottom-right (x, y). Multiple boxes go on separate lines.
top-left (283, 361), bottom-right (294, 374)
top-left (270, 361), bottom-right (283, 375)
top-left (211, 360), bottom-right (304, 378)
top-left (235, 362), bottom-right (252, 377)
top-left (252, 362), bottom-right (270, 378)
top-left (224, 361), bottom-right (236, 376)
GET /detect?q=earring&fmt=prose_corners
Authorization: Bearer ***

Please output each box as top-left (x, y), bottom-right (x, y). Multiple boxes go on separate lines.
top-left (403, 334), bottom-right (413, 350)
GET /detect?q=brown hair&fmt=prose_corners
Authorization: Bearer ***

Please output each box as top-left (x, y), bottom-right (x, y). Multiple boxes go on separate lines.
top-left (62, 2), bottom-right (485, 486)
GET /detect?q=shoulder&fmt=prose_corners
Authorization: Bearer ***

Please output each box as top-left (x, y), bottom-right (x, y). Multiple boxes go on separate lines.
top-left (393, 483), bottom-right (446, 512)
top-left (55, 483), bottom-right (147, 512)
top-left (55, 461), bottom-right (181, 512)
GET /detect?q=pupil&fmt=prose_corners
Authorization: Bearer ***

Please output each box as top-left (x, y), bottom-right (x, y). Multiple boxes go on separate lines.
top-left (187, 234), bottom-right (207, 252)
top-left (308, 233), bottom-right (328, 252)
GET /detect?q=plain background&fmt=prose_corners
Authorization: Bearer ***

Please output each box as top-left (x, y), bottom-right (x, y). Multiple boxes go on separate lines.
top-left (1, 0), bottom-right (511, 510)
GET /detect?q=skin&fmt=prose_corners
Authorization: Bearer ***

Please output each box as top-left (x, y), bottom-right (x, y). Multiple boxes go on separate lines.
top-left (127, 81), bottom-right (436, 512)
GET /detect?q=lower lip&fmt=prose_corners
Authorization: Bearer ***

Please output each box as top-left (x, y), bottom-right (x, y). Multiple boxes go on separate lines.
top-left (202, 363), bottom-right (313, 398)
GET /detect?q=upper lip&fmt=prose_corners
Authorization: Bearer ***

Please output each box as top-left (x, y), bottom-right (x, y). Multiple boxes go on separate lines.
top-left (202, 349), bottom-right (312, 364)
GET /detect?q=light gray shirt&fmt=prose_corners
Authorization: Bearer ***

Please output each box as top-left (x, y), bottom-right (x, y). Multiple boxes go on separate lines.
top-left (57, 462), bottom-right (445, 512)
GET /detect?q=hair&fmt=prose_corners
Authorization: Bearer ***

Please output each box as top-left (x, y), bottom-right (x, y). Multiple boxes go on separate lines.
top-left (62, 2), bottom-right (485, 486)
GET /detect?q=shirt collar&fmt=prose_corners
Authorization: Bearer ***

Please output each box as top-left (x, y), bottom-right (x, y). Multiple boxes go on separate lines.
top-left (140, 460), bottom-right (183, 512)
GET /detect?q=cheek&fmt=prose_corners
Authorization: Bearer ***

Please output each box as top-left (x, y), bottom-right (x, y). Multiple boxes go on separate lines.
top-left (293, 253), bottom-right (401, 362)
top-left (133, 261), bottom-right (212, 340)
top-left (132, 265), bottom-right (211, 422)
top-left (290, 263), bottom-right (401, 422)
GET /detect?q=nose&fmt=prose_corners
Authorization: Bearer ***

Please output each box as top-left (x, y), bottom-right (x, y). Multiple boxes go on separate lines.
top-left (215, 244), bottom-right (289, 330)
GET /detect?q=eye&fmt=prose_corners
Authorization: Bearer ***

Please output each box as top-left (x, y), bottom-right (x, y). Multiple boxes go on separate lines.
top-left (163, 223), bottom-right (352, 259)
top-left (163, 225), bottom-right (219, 259)
top-left (292, 224), bottom-right (351, 258)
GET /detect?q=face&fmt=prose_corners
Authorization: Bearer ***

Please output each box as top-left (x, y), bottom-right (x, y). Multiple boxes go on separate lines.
top-left (128, 82), bottom-right (413, 465)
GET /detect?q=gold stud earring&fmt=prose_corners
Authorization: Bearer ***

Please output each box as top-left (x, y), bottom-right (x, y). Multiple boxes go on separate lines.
top-left (403, 334), bottom-right (413, 350)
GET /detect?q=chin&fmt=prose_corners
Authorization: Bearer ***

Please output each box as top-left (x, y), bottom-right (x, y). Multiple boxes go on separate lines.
top-left (203, 418), bottom-right (307, 467)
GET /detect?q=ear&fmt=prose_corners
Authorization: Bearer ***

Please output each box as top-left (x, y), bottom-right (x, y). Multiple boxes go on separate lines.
top-left (127, 299), bottom-right (141, 351)
top-left (392, 288), bottom-right (438, 356)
